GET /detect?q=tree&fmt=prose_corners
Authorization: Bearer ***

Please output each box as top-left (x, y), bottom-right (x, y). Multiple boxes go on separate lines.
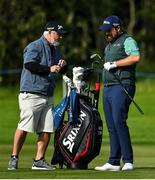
top-left (128, 0), bottom-right (136, 35)
top-left (0, 0), bottom-right (155, 85)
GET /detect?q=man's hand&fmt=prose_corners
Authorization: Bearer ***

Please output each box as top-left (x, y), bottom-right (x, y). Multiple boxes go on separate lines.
top-left (58, 59), bottom-right (67, 68)
top-left (104, 62), bottom-right (117, 71)
top-left (50, 65), bottom-right (61, 73)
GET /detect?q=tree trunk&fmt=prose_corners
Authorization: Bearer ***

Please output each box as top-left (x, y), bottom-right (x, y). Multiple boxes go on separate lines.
top-left (128, 0), bottom-right (136, 35)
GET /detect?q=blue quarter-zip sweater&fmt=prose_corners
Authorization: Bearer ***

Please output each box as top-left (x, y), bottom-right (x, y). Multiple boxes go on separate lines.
top-left (20, 36), bottom-right (63, 96)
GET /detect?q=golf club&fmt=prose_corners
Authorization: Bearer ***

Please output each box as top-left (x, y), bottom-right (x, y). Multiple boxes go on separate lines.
top-left (90, 54), bottom-right (102, 61)
top-left (90, 53), bottom-right (144, 115)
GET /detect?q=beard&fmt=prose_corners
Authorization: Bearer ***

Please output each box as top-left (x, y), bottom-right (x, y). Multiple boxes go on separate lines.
top-left (106, 31), bottom-right (123, 42)
top-left (50, 41), bottom-right (60, 47)
top-left (105, 34), bottom-right (114, 42)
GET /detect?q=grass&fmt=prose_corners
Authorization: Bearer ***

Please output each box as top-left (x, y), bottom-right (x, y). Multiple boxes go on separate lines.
top-left (0, 144), bottom-right (155, 179)
top-left (0, 78), bottom-right (155, 178)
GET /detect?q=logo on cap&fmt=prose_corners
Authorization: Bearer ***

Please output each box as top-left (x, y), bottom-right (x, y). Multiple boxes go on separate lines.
top-left (103, 21), bottom-right (111, 25)
top-left (47, 27), bottom-right (55, 31)
top-left (58, 25), bottom-right (63, 30)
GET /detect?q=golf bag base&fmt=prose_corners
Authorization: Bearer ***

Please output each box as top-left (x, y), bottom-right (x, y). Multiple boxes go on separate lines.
top-left (51, 94), bottom-right (103, 169)
top-left (67, 162), bottom-right (88, 169)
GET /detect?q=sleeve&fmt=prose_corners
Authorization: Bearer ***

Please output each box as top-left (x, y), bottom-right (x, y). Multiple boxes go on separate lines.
top-left (23, 42), bottom-right (41, 63)
top-left (24, 62), bottom-right (50, 75)
top-left (23, 42), bottom-right (50, 75)
top-left (124, 37), bottom-right (140, 56)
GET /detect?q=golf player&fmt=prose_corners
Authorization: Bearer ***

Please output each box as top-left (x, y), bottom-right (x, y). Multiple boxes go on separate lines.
top-left (8, 21), bottom-right (68, 170)
top-left (95, 15), bottom-right (140, 171)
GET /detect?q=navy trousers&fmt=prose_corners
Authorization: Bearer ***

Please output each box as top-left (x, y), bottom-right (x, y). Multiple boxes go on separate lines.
top-left (103, 84), bottom-right (135, 165)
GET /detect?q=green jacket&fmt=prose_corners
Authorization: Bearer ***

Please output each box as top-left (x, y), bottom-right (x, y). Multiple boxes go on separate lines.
top-left (103, 32), bottom-right (137, 86)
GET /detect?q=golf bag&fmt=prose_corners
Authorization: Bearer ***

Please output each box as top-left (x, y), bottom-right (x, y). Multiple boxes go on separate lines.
top-left (51, 67), bottom-right (103, 169)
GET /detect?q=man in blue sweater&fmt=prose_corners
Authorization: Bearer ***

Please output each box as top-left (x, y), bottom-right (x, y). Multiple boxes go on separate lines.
top-left (95, 15), bottom-right (140, 171)
top-left (8, 21), bottom-right (68, 170)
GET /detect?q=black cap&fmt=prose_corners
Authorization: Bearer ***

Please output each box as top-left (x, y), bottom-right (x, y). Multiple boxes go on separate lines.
top-left (44, 21), bottom-right (67, 34)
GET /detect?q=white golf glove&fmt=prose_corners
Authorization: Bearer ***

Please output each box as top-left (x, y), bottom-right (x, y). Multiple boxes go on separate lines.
top-left (104, 62), bottom-right (117, 71)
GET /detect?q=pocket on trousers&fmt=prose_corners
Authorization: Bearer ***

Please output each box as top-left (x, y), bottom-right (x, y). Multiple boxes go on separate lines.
top-left (19, 93), bottom-right (30, 100)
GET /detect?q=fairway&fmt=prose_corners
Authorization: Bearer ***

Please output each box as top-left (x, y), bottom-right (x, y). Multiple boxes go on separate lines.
top-left (0, 144), bottom-right (155, 179)
top-left (0, 78), bottom-right (155, 178)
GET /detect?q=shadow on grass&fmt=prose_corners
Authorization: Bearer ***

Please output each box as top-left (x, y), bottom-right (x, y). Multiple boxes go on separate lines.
top-left (136, 166), bottom-right (155, 170)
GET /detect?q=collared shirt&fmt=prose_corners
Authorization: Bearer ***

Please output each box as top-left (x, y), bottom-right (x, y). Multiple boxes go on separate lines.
top-left (124, 37), bottom-right (140, 56)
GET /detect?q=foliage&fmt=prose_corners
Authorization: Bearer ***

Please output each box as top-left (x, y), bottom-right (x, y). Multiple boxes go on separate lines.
top-left (0, 0), bottom-right (155, 84)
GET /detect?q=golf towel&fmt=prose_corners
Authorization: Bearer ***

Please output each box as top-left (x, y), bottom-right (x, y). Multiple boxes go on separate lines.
top-left (53, 88), bottom-right (79, 129)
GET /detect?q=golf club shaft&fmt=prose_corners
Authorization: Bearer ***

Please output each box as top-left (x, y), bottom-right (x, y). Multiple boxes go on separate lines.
top-left (91, 53), bottom-right (144, 115)
top-left (112, 73), bottom-right (144, 115)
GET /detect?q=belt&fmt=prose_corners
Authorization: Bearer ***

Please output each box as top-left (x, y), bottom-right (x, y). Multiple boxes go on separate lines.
top-left (104, 84), bottom-right (113, 87)
top-left (20, 91), bottom-right (47, 97)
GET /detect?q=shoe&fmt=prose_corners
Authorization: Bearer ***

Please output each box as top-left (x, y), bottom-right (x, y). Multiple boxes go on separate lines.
top-left (95, 163), bottom-right (120, 171)
top-left (8, 156), bottom-right (18, 170)
top-left (122, 163), bottom-right (134, 171)
top-left (32, 158), bottom-right (56, 170)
